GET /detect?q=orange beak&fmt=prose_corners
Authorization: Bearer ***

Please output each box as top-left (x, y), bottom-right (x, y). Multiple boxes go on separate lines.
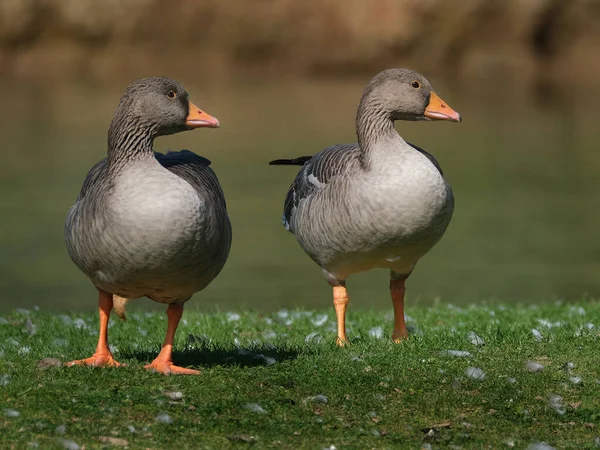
top-left (423, 92), bottom-right (461, 122)
top-left (185, 101), bottom-right (220, 128)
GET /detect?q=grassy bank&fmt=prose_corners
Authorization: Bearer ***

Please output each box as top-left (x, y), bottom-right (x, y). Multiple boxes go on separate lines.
top-left (1, 302), bottom-right (599, 449)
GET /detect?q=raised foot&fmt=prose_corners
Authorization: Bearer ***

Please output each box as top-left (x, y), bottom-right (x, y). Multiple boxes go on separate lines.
top-left (144, 361), bottom-right (200, 375)
top-left (66, 353), bottom-right (124, 368)
top-left (392, 330), bottom-right (409, 343)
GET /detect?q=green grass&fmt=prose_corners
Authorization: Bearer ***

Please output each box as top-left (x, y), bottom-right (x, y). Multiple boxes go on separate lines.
top-left (1, 302), bottom-right (599, 449)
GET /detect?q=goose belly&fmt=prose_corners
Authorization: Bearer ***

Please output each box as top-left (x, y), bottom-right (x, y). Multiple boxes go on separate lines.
top-left (296, 161), bottom-right (454, 279)
top-left (67, 174), bottom-right (230, 302)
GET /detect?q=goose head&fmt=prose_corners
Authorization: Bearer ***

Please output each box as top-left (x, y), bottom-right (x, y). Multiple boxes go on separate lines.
top-left (109, 76), bottom-right (220, 139)
top-left (361, 68), bottom-right (461, 123)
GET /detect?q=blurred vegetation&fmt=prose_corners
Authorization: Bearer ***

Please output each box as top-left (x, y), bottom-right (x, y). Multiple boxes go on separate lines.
top-left (0, 0), bottom-right (599, 87)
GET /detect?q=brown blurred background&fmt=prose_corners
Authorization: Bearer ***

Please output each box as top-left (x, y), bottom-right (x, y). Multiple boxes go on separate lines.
top-left (0, 0), bottom-right (599, 312)
top-left (1, 0), bottom-right (599, 85)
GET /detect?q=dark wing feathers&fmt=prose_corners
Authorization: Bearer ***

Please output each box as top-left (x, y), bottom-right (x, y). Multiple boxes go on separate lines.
top-left (279, 144), bottom-right (362, 231)
top-left (269, 156), bottom-right (313, 166)
top-left (406, 142), bottom-right (443, 175)
top-left (155, 150), bottom-right (225, 207)
top-left (76, 158), bottom-right (110, 201)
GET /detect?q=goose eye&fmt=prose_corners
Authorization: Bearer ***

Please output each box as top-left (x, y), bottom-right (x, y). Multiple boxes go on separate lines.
top-left (167, 90), bottom-right (176, 99)
top-left (411, 81), bottom-right (420, 89)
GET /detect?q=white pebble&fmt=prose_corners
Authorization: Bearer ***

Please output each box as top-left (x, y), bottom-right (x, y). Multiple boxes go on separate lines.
top-left (58, 315), bottom-right (72, 326)
top-left (256, 354), bottom-right (276, 366)
top-left (305, 394), bottom-right (328, 404)
top-left (127, 425), bottom-right (136, 433)
top-left (531, 329), bottom-right (543, 341)
top-left (73, 318), bottom-right (87, 329)
top-left (244, 403), bottom-right (267, 414)
top-left (368, 327), bottom-right (384, 339)
top-left (527, 443), bottom-right (555, 450)
top-left (59, 439), bottom-right (80, 450)
top-left (53, 338), bottom-right (69, 347)
top-left (569, 376), bottom-right (582, 385)
top-left (467, 331), bottom-right (485, 346)
top-left (564, 362), bottom-right (575, 371)
top-left (23, 319), bottom-right (37, 335)
top-left (226, 312), bottom-right (241, 322)
top-left (277, 309), bottom-right (289, 319)
top-left (4, 409), bottom-right (20, 417)
top-left (549, 394), bottom-right (565, 415)
top-left (164, 391), bottom-right (183, 400)
top-left (55, 425), bottom-right (66, 434)
top-left (466, 367), bottom-right (486, 380)
top-left (262, 330), bottom-right (277, 340)
top-left (312, 314), bottom-right (328, 327)
top-left (305, 332), bottom-right (322, 344)
top-left (525, 361), bottom-right (544, 372)
top-left (264, 317), bottom-right (273, 325)
top-left (442, 350), bottom-right (471, 358)
top-left (507, 377), bottom-right (517, 384)
top-left (0, 374), bottom-right (10, 386)
top-left (155, 412), bottom-right (173, 424)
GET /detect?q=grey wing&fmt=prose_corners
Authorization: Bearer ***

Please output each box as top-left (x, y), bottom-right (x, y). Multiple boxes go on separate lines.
top-left (282, 144), bottom-right (362, 232)
top-left (76, 158), bottom-right (109, 201)
top-left (155, 150), bottom-right (227, 209)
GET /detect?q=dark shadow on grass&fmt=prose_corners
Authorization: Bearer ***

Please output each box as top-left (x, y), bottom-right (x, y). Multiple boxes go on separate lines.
top-left (121, 334), bottom-right (306, 369)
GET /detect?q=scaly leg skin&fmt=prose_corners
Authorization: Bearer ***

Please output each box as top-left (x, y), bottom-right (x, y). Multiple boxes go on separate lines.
top-left (390, 277), bottom-right (409, 343)
top-left (333, 285), bottom-right (349, 347)
top-left (145, 303), bottom-right (200, 375)
top-left (66, 290), bottom-right (124, 367)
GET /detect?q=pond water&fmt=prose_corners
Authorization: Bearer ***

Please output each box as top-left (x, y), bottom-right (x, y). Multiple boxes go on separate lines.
top-left (0, 76), bottom-right (598, 313)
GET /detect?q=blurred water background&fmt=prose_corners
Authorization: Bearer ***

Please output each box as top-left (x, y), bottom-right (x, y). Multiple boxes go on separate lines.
top-left (0, 0), bottom-right (598, 312)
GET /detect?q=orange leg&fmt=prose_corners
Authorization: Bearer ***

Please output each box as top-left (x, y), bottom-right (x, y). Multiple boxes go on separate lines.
top-left (145, 303), bottom-right (200, 375)
top-left (333, 286), bottom-right (349, 347)
top-left (390, 278), bottom-right (409, 343)
top-left (66, 291), bottom-right (123, 367)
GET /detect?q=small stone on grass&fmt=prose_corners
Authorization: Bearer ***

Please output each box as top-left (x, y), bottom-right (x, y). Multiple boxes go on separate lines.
top-left (163, 391), bottom-right (183, 401)
top-left (244, 403), bottom-right (267, 414)
top-left (525, 361), bottom-right (544, 372)
top-left (304, 394), bottom-right (328, 404)
top-left (155, 413), bottom-right (173, 424)
top-left (59, 439), bottom-right (80, 450)
top-left (467, 331), bottom-right (485, 346)
top-left (527, 443), bottom-right (556, 450)
top-left (368, 327), bottom-right (384, 339)
top-left (465, 367), bottom-right (486, 380)
top-left (442, 350), bottom-right (471, 358)
top-left (38, 357), bottom-right (62, 370)
top-left (4, 409), bottom-right (20, 417)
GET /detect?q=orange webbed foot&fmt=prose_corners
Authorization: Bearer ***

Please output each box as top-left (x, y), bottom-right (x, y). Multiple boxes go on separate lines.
top-left (66, 352), bottom-right (124, 368)
top-left (392, 329), bottom-right (409, 343)
top-left (144, 360), bottom-right (200, 375)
